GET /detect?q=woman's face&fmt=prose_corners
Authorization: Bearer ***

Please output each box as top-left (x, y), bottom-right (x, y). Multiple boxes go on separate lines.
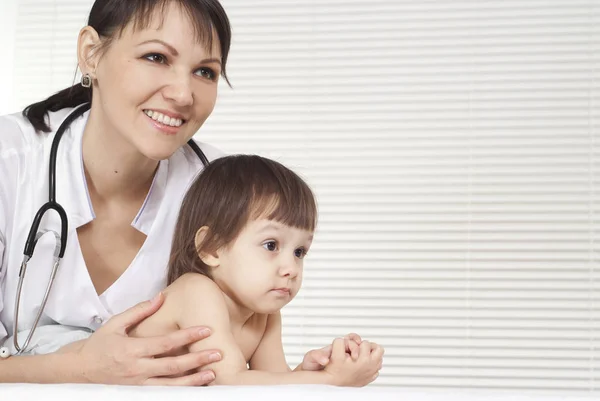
top-left (90, 2), bottom-right (222, 161)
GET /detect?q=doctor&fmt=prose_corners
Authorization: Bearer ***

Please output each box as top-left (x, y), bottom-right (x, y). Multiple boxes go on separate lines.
top-left (0, 0), bottom-right (232, 386)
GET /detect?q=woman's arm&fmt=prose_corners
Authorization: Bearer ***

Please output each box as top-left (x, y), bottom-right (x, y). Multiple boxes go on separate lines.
top-left (0, 353), bottom-right (81, 383)
top-left (0, 293), bottom-right (218, 385)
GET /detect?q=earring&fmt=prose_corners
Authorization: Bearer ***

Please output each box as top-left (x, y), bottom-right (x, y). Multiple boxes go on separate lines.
top-left (81, 73), bottom-right (92, 88)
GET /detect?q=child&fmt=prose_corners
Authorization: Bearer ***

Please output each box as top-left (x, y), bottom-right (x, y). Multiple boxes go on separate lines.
top-left (130, 155), bottom-right (384, 386)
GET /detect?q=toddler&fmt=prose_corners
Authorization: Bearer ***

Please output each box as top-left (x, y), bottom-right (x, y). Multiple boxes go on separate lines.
top-left (130, 155), bottom-right (384, 386)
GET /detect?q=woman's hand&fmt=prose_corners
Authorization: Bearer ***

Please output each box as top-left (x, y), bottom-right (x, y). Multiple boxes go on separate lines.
top-left (323, 338), bottom-right (384, 387)
top-left (62, 292), bottom-right (221, 386)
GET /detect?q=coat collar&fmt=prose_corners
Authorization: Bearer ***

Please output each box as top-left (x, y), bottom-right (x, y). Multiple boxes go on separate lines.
top-left (52, 107), bottom-right (168, 235)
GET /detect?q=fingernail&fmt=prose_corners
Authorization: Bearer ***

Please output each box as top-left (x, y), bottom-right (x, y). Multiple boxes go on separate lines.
top-left (209, 352), bottom-right (221, 362)
top-left (152, 292), bottom-right (162, 302)
top-left (199, 328), bottom-right (211, 337)
top-left (202, 371), bottom-right (215, 381)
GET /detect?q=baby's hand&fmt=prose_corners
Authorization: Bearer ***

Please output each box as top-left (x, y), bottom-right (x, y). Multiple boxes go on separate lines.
top-left (299, 333), bottom-right (363, 371)
top-left (343, 333), bottom-right (362, 361)
top-left (324, 338), bottom-right (384, 387)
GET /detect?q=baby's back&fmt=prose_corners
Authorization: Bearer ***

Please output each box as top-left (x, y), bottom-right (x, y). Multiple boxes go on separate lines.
top-left (130, 273), bottom-right (269, 363)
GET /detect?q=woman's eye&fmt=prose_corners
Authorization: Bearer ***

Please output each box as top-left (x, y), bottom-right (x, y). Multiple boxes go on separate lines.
top-left (144, 53), bottom-right (167, 64)
top-left (295, 248), bottom-right (307, 259)
top-left (263, 241), bottom-right (277, 252)
top-left (195, 67), bottom-right (216, 80)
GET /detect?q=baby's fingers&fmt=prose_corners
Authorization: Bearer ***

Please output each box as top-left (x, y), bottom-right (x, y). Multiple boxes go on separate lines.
top-left (370, 343), bottom-right (385, 363)
top-left (345, 333), bottom-right (362, 344)
top-left (357, 340), bottom-right (371, 362)
top-left (345, 337), bottom-right (360, 360)
top-left (330, 338), bottom-right (347, 362)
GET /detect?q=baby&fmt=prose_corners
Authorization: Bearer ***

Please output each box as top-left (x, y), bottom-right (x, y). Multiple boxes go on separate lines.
top-left (131, 154), bottom-right (384, 386)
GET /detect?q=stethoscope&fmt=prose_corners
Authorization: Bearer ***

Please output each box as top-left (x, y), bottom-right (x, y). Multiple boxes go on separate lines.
top-left (0, 103), bottom-right (209, 359)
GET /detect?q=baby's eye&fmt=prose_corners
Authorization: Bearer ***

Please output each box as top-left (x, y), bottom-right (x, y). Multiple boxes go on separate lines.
top-left (143, 53), bottom-right (167, 64)
top-left (195, 67), bottom-right (217, 80)
top-left (263, 241), bottom-right (277, 252)
top-left (294, 248), bottom-right (307, 259)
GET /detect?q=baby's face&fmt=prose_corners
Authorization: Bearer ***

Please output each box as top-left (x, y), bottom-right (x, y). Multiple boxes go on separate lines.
top-left (211, 219), bottom-right (314, 314)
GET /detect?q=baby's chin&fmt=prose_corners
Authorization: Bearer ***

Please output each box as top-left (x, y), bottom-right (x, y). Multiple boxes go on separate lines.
top-left (252, 302), bottom-right (290, 315)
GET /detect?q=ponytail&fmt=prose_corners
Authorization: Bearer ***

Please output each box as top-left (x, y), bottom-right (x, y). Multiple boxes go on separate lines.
top-left (22, 84), bottom-right (92, 133)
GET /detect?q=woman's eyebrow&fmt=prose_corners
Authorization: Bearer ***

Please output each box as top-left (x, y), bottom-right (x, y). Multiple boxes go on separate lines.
top-left (138, 39), bottom-right (179, 56)
top-left (202, 58), bottom-right (222, 66)
top-left (137, 39), bottom-right (222, 65)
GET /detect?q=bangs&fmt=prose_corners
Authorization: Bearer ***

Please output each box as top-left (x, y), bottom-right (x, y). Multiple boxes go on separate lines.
top-left (117, 0), bottom-right (218, 54)
top-left (249, 191), bottom-right (318, 233)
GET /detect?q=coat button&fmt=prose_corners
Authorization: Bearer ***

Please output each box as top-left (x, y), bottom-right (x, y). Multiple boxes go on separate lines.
top-left (93, 315), bottom-right (104, 325)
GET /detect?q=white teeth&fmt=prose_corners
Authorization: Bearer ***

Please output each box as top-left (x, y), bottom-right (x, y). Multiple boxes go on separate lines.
top-left (144, 110), bottom-right (183, 127)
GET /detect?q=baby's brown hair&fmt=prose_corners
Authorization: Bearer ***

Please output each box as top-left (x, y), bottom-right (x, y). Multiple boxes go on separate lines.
top-left (168, 154), bottom-right (317, 285)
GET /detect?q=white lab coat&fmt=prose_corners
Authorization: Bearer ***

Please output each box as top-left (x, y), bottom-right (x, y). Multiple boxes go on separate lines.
top-left (0, 107), bottom-right (223, 351)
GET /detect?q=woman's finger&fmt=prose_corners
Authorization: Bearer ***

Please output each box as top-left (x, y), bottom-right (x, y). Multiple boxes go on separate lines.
top-left (135, 327), bottom-right (213, 357)
top-left (144, 349), bottom-right (222, 377)
top-left (145, 369), bottom-right (216, 386)
top-left (104, 293), bottom-right (164, 334)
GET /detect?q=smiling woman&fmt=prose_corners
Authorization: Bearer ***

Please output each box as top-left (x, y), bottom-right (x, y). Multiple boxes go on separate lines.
top-left (0, 0), bottom-right (239, 386)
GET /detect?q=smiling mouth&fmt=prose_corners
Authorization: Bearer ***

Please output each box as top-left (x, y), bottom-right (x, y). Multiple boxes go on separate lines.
top-left (143, 109), bottom-right (186, 127)
top-left (272, 288), bottom-right (291, 295)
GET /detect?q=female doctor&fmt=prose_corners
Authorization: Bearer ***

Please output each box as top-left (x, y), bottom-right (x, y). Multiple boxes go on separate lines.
top-left (0, 0), bottom-right (239, 386)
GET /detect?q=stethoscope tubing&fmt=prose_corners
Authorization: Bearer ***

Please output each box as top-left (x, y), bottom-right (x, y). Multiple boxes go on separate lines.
top-left (5, 103), bottom-right (209, 357)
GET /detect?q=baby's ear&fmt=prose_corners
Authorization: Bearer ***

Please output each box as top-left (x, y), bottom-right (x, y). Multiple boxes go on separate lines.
top-left (195, 226), bottom-right (220, 267)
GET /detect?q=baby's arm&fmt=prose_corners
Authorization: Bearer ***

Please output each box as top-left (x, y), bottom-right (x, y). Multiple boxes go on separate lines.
top-left (175, 274), bottom-right (378, 386)
top-left (175, 274), bottom-right (330, 385)
top-left (248, 312), bottom-right (291, 373)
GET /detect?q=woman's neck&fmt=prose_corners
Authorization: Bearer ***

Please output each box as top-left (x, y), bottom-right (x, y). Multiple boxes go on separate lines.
top-left (82, 106), bottom-right (158, 202)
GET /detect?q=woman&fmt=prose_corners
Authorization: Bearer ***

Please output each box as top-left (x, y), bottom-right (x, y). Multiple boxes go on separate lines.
top-left (0, 0), bottom-right (334, 386)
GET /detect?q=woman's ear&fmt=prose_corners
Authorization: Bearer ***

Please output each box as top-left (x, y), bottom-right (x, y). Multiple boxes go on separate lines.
top-left (77, 26), bottom-right (102, 80)
top-left (195, 226), bottom-right (220, 267)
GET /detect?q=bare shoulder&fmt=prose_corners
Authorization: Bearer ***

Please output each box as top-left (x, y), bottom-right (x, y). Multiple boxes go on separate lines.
top-left (167, 272), bottom-right (222, 298)
top-left (165, 273), bottom-right (230, 326)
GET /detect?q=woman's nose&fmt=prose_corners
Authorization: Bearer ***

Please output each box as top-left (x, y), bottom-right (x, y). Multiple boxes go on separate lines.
top-left (162, 72), bottom-right (193, 106)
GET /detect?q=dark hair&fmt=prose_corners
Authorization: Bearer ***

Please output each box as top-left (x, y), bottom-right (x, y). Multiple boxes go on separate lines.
top-left (23, 0), bottom-right (231, 133)
top-left (168, 155), bottom-right (318, 285)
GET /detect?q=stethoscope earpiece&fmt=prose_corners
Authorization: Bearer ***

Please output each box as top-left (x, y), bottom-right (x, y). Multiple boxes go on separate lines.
top-left (0, 346), bottom-right (11, 359)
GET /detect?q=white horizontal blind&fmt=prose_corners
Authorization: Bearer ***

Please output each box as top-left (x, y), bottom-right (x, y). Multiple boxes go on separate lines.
top-left (8, 0), bottom-right (600, 392)
top-left (11, 0), bottom-right (92, 110)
